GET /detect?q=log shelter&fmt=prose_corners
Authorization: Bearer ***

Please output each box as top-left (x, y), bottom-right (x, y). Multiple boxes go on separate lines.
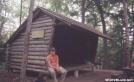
top-left (4, 6), bottom-right (112, 77)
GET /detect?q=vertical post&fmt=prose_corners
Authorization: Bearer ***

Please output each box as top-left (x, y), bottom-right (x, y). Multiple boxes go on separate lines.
top-left (6, 44), bottom-right (10, 71)
top-left (20, 0), bottom-right (34, 82)
top-left (74, 70), bottom-right (79, 78)
top-left (48, 18), bottom-right (56, 50)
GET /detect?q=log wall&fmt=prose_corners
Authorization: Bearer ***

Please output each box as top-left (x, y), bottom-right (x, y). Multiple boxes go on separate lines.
top-left (8, 14), bottom-right (54, 72)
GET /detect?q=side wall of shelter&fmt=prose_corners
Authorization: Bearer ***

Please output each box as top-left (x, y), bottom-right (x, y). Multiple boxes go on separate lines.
top-left (6, 13), bottom-right (54, 72)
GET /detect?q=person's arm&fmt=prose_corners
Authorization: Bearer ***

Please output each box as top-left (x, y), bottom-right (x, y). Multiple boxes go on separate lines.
top-left (56, 59), bottom-right (59, 68)
top-left (47, 61), bottom-right (57, 69)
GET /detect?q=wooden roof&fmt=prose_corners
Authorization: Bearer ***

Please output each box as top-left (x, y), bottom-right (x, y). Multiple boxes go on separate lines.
top-left (4, 6), bottom-right (112, 47)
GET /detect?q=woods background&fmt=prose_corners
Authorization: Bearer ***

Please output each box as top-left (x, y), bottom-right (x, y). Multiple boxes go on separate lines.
top-left (0, 0), bottom-right (134, 70)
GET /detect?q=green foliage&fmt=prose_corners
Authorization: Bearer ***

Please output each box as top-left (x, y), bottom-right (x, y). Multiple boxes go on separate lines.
top-left (0, 62), bottom-right (6, 70)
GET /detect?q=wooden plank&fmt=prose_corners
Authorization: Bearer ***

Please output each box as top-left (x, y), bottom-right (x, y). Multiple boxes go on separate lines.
top-left (38, 14), bottom-right (49, 18)
top-left (34, 17), bottom-right (52, 22)
top-left (10, 59), bottom-right (46, 65)
top-left (11, 46), bottom-right (24, 49)
top-left (28, 48), bottom-right (48, 52)
top-left (29, 36), bottom-right (50, 41)
top-left (29, 40), bottom-right (49, 45)
top-left (27, 56), bottom-right (46, 60)
top-left (11, 42), bottom-right (24, 46)
top-left (10, 59), bottom-right (22, 63)
top-left (10, 62), bottom-right (20, 66)
top-left (10, 65), bottom-right (21, 69)
top-left (45, 33), bottom-right (52, 37)
top-left (27, 60), bottom-right (46, 65)
top-left (28, 52), bottom-right (48, 56)
top-left (10, 66), bottom-right (49, 73)
top-left (32, 19), bottom-right (53, 25)
top-left (10, 55), bottom-right (23, 59)
top-left (31, 26), bottom-right (52, 31)
top-left (18, 36), bottom-right (25, 39)
top-left (14, 38), bottom-right (24, 42)
top-left (27, 64), bottom-right (46, 69)
top-left (31, 22), bottom-right (53, 28)
top-left (28, 44), bottom-right (48, 48)
top-left (10, 55), bottom-right (46, 60)
top-left (20, 33), bottom-right (25, 36)
top-left (11, 52), bottom-right (23, 55)
top-left (44, 36), bottom-right (51, 40)
top-left (11, 48), bottom-right (24, 52)
top-left (65, 64), bottom-right (94, 71)
top-left (26, 68), bottom-right (49, 74)
top-left (45, 29), bottom-right (52, 33)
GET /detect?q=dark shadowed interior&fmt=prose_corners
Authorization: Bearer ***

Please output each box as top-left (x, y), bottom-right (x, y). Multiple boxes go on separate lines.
top-left (52, 25), bottom-right (98, 67)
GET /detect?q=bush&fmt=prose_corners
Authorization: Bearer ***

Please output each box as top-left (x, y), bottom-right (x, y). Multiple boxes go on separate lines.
top-left (0, 62), bottom-right (6, 69)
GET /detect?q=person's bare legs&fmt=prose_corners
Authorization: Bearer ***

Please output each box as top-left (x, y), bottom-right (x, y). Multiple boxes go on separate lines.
top-left (58, 67), bottom-right (67, 82)
top-left (47, 67), bottom-right (58, 82)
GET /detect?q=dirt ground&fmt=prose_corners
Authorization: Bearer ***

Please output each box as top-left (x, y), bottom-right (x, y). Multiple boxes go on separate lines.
top-left (0, 69), bottom-right (127, 82)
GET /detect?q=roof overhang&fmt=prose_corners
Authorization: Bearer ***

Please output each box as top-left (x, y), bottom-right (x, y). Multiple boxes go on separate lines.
top-left (3, 6), bottom-right (112, 47)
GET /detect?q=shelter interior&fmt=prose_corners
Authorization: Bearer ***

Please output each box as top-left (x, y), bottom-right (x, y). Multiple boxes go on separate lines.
top-left (52, 23), bottom-right (98, 67)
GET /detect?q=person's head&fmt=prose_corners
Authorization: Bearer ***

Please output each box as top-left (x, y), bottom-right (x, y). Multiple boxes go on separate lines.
top-left (50, 47), bottom-right (56, 55)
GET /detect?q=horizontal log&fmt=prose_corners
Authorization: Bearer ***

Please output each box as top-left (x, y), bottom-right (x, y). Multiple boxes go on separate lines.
top-left (28, 52), bottom-right (48, 56)
top-left (44, 33), bottom-right (52, 37)
top-left (45, 29), bottom-right (52, 33)
top-left (32, 19), bottom-right (53, 25)
top-left (10, 59), bottom-right (22, 63)
top-left (10, 59), bottom-right (46, 65)
top-left (34, 17), bottom-right (52, 22)
top-left (28, 45), bottom-right (49, 48)
top-left (10, 62), bottom-right (20, 66)
top-left (11, 51), bottom-right (49, 56)
top-left (27, 56), bottom-right (46, 60)
top-left (10, 66), bottom-right (20, 69)
top-left (27, 60), bottom-right (46, 65)
top-left (14, 38), bottom-right (24, 42)
top-left (10, 52), bottom-right (23, 55)
top-left (10, 55), bottom-right (46, 60)
top-left (29, 33), bottom-right (51, 39)
top-left (20, 33), bottom-right (25, 36)
top-left (27, 68), bottom-right (49, 74)
top-left (30, 36), bottom-right (51, 41)
top-left (11, 48), bottom-right (24, 52)
top-left (11, 42), bottom-right (24, 46)
top-left (29, 40), bottom-right (50, 45)
top-left (18, 36), bottom-right (25, 39)
top-left (28, 48), bottom-right (48, 52)
top-left (10, 56), bottom-right (23, 59)
top-left (27, 64), bottom-right (47, 69)
top-left (11, 46), bottom-right (24, 49)
top-left (10, 65), bottom-right (49, 74)
top-left (31, 26), bottom-right (52, 31)
top-left (31, 22), bottom-right (53, 28)
top-left (39, 14), bottom-right (50, 18)
top-left (10, 63), bottom-right (47, 70)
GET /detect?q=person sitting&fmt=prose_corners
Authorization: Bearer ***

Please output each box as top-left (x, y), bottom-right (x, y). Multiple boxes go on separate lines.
top-left (46, 47), bottom-right (67, 82)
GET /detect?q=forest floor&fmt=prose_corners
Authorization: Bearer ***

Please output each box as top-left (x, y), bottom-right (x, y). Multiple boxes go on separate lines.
top-left (0, 68), bottom-right (129, 82)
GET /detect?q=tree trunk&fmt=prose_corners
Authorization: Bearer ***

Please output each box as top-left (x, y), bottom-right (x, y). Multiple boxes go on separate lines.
top-left (122, 0), bottom-right (130, 67)
top-left (20, 0), bottom-right (34, 82)
top-left (93, 0), bottom-right (109, 69)
top-left (81, 0), bottom-right (86, 23)
top-left (20, 0), bottom-right (23, 25)
top-left (130, 0), bottom-right (134, 63)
